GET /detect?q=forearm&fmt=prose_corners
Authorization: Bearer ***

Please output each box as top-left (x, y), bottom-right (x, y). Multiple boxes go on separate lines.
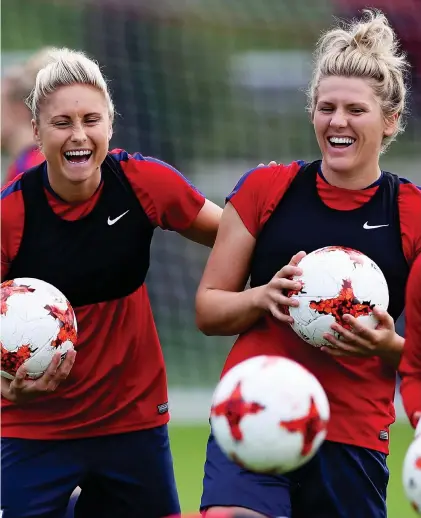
top-left (401, 376), bottom-right (421, 428)
top-left (196, 286), bottom-right (266, 336)
top-left (379, 333), bottom-right (404, 369)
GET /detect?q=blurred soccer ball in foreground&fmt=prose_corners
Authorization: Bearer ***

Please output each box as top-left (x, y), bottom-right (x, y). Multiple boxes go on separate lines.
top-left (1, 277), bottom-right (77, 380)
top-left (286, 246), bottom-right (389, 347)
top-left (210, 355), bottom-right (330, 474)
top-left (403, 434), bottom-right (421, 515)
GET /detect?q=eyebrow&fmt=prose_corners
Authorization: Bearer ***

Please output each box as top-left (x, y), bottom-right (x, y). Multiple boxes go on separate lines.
top-left (318, 100), bottom-right (371, 108)
top-left (50, 112), bottom-right (102, 119)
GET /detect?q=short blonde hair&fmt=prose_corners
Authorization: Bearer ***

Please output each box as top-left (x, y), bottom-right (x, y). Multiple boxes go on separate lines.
top-left (308, 9), bottom-right (409, 150)
top-left (26, 47), bottom-right (115, 123)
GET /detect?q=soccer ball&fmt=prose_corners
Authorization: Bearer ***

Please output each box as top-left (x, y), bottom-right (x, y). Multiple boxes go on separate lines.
top-left (286, 246), bottom-right (389, 348)
top-left (1, 277), bottom-right (77, 380)
top-left (403, 435), bottom-right (421, 514)
top-left (210, 355), bottom-right (330, 474)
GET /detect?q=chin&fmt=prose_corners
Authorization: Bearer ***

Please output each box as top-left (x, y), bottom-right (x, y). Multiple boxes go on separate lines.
top-left (323, 154), bottom-right (359, 174)
top-left (64, 169), bottom-right (96, 184)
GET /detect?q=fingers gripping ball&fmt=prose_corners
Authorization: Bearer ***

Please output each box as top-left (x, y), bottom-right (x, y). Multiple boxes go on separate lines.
top-left (210, 355), bottom-right (330, 474)
top-left (285, 246), bottom-right (389, 347)
top-left (1, 278), bottom-right (77, 380)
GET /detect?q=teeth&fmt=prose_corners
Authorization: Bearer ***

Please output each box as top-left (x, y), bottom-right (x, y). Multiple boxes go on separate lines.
top-left (329, 137), bottom-right (355, 145)
top-left (64, 150), bottom-right (92, 157)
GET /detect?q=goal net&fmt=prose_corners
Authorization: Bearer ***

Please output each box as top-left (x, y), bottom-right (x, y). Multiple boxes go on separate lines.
top-left (2, 0), bottom-right (420, 422)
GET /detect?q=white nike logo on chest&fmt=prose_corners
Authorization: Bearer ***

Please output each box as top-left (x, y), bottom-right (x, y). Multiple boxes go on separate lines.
top-left (107, 210), bottom-right (130, 226)
top-left (363, 221), bottom-right (389, 230)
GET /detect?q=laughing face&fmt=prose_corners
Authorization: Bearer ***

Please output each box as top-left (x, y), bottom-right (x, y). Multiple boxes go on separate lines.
top-left (313, 76), bottom-right (397, 185)
top-left (32, 84), bottom-right (112, 197)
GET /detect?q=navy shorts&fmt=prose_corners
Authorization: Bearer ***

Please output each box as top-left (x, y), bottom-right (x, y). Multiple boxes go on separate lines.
top-left (201, 433), bottom-right (389, 518)
top-left (1, 425), bottom-right (180, 518)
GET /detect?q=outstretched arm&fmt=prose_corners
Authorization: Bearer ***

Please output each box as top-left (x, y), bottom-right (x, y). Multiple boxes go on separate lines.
top-left (179, 199), bottom-right (222, 247)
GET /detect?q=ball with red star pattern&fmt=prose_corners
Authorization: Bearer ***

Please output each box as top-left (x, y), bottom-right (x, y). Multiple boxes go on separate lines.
top-left (403, 434), bottom-right (421, 514)
top-left (210, 356), bottom-right (330, 474)
top-left (286, 246), bottom-right (389, 348)
top-left (1, 278), bottom-right (77, 379)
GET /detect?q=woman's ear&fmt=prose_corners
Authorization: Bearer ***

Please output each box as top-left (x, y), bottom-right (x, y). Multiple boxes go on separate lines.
top-left (32, 119), bottom-right (42, 150)
top-left (384, 112), bottom-right (399, 138)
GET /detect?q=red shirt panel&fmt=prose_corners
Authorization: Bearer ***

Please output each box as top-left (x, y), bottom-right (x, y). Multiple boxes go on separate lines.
top-left (1, 150), bottom-right (205, 439)
top-left (400, 254), bottom-right (421, 426)
top-left (225, 162), bottom-right (421, 453)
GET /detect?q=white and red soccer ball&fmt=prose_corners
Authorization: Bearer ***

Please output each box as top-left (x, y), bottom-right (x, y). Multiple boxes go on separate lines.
top-left (210, 355), bottom-right (330, 474)
top-left (1, 277), bottom-right (77, 379)
top-left (403, 429), bottom-right (421, 515)
top-left (286, 246), bottom-right (389, 348)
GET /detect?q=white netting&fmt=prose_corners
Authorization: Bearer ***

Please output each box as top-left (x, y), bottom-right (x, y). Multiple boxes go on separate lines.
top-left (2, 0), bottom-right (420, 421)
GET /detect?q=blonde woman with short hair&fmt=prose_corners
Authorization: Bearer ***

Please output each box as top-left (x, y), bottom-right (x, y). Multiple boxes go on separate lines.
top-left (1, 47), bottom-right (222, 518)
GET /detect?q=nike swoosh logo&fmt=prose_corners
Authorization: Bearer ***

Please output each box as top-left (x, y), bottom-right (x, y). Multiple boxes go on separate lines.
top-left (363, 222), bottom-right (389, 230)
top-left (107, 210), bottom-right (130, 226)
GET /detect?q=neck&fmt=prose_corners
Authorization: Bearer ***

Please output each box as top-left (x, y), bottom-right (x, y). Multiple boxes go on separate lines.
top-left (46, 165), bottom-right (102, 203)
top-left (321, 159), bottom-right (381, 190)
top-left (7, 125), bottom-right (37, 160)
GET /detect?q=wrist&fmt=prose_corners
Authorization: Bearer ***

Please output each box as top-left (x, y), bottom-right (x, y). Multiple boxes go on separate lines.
top-left (378, 332), bottom-right (404, 369)
top-left (390, 332), bottom-right (404, 354)
top-left (250, 285), bottom-right (266, 314)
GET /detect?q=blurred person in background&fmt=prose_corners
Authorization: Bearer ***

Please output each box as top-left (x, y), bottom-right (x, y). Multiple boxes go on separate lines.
top-left (399, 255), bottom-right (421, 432)
top-left (334, 0), bottom-right (421, 114)
top-left (196, 10), bottom-right (421, 518)
top-left (1, 48), bottom-right (52, 184)
top-left (1, 47), bottom-right (221, 518)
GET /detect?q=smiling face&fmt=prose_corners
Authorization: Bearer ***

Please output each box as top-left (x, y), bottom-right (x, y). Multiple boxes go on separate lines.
top-left (313, 76), bottom-right (397, 184)
top-left (32, 84), bottom-right (112, 190)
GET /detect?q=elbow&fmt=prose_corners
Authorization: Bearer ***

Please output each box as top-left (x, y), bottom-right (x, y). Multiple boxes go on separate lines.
top-left (195, 307), bottom-right (216, 336)
top-left (195, 315), bottom-right (214, 336)
top-left (195, 291), bottom-right (217, 335)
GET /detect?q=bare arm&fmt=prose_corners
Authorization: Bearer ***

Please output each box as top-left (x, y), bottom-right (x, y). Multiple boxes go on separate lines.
top-left (195, 203), bottom-right (305, 336)
top-left (179, 199), bottom-right (222, 248)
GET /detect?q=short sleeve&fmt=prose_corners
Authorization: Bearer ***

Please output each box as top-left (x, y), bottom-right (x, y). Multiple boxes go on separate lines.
top-left (399, 254), bottom-right (421, 427)
top-left (226, 162), bottom-right (303, 238)
top-left (398, 183), bottom-right (421, 263)
top-left (119, 153), bottom-right (206, 231)
top-left (1, 175), bottom-right (26, 280)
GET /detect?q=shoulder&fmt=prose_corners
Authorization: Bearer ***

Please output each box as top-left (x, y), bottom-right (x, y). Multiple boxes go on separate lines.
top-left (1, 172), bottom-right (24, 204)
top-left (109, 149), bottom-right (196, 181)
top-left (1, 173), bottom-right (26, 228)
top-left (397, 176), bottom-right (421, 194)
top-left (227, 160), bottom-right (304, 202)
top-left (108, 149), bottom-right (202, 194)
top-left (1, 174), bottom-right (26, 270)
top-left (397, 176), bottom-right (421, 215)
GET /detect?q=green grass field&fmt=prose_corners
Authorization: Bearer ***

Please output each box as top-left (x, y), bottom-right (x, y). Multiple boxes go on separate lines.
top-left (169, 422), bottom-right (416, 517)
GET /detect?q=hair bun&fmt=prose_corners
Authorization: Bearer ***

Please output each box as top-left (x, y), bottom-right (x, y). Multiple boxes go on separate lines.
top-left (349, 9), bottom-right (395, 56)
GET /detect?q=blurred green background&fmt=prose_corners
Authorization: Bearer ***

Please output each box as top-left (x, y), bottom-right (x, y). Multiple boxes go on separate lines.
top-left (2, 1), bottom-right (420, 516)
top-left (169, 423), bottom-right (414, 516)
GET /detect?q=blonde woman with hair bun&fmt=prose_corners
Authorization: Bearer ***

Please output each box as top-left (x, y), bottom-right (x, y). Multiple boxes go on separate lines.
top-left (196, 10), bottom-right (421, 518)
top-left (1, 47), bottom-right (221, 517)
